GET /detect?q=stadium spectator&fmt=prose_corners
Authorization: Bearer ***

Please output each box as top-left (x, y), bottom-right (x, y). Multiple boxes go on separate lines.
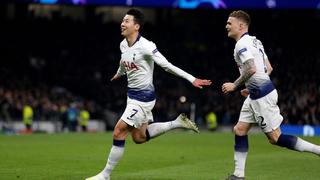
top-left (0, 6), bottom-right (319, 131)
top-left (206, 111), bottom-right (217, 131)
top-left (67, 103), bottom-right (79, 132)
top-left (59, 103), bottom-right (69, 132)
top-left (79, 107), bottom-right (90, 132)
top-left (22, 104), bottom-right (33, 133)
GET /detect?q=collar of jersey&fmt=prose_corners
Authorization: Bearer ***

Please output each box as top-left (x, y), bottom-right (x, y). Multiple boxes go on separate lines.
top-left (240, 32), bottom-right (249, 38)
top-left (130, 33), bottom-right (141, 47)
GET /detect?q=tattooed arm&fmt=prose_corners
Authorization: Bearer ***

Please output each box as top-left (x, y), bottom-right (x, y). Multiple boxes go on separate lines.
top-left (222, 59), bottom-right (256, 95)
top-left (240, 58), bottom-right (270, 97)
top-left (234, 59), bottom-right (256, 89)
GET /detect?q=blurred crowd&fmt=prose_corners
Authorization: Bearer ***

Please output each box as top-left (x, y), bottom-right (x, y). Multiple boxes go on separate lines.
top-left (0, 6), bottom-right (320, 130)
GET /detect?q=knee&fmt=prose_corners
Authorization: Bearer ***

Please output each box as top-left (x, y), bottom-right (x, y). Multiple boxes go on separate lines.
top-left (233, 125), bottom-right (248, 136)
top-left (113, 127), bottom-right (125, 140)
top-left (267, 129), bottom-right (281, 145)
top-left (268, 136), bottom-right (279, 145)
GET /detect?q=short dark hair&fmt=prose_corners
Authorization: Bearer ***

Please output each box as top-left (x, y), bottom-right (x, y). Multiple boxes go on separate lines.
top-left (126, 9), bottom-right (145, 28)
top-left (229, 10), bottom-right (251, 27)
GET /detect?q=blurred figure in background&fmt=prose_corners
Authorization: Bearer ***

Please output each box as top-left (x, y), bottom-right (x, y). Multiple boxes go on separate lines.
top-left (67, 103), bottom-right (78, 132)
top-left (22, 104), bottom-right (33, 134)
top-left (79, 108), bottom-right (90, 132)
top-left (206, 111), bottom-right (217, 131)
top-left (59, 104), bottom-right (69, 132)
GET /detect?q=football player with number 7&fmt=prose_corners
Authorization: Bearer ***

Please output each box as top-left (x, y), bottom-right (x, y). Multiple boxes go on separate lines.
top-left (86, 8), bottom-right (211, 180)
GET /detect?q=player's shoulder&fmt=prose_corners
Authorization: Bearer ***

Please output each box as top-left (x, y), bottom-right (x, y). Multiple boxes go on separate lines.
top-left (235, 38), bottom-right (247, 50)
top-left (139, 36), bottom-right (157, 52)
top-left (140, 36), bottom-right (156, 48)
top-left (255, 38), bottom-right (264, 48)
top-left (236, 34), bottom-right (256, 49)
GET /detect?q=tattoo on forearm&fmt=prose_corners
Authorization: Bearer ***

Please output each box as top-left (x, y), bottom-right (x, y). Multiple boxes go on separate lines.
top-left (234, 59), bottom-right (256, 89)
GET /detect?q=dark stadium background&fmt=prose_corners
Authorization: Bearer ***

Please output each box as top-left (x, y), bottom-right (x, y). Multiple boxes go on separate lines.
top-left (0, 2), bottom-right (320, 133)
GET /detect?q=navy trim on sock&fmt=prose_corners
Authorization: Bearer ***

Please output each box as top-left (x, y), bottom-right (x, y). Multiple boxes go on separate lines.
top-left (276, 134), bottom-right (297, 150)
top-left (113, 139), bottom-right (125, 147)
top-left (235, 135), bottom-right (249, 152)
top-left (146, 129), bottom-right (151, 141)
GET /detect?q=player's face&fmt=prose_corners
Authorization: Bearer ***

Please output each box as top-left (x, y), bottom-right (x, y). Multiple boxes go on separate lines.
top-left (226, 17), bottom-right (241, 39)
top-left (121, 15), bottom-right (139, 37)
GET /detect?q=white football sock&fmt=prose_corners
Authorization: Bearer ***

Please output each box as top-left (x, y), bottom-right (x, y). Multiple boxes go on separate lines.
top-left (101, 145), bottom-right (124, 177)
top-left (294, 137), bottom-right (320, 155)
top-left (233, 151), bottom-right (247, 177)
top-left (147, 118), bottom-right (181, 138)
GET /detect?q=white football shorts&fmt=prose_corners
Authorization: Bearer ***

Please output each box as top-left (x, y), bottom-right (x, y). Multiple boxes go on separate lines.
top-left (120, 97), bottom-right (156, 128)
top-left (239, 89), bottom-right (283, 133)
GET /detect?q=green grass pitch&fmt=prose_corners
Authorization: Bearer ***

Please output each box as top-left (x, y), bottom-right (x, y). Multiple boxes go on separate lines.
top-left (0, 131), bottom-right (319, 180)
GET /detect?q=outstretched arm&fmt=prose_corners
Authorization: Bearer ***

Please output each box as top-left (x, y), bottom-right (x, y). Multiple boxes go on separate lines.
top-left (222, 58), bottom-right (256, 95)
top-left (192, 79), bottom-right (212, 89)
top-left (153, 51), bottom-right (211, 89)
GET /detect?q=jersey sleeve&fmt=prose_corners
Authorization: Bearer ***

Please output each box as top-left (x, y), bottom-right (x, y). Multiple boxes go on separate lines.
top-left (117, 42), bottom-right (126, 76)
top-left (236, 40), bottom-right (254, 63)
top-left (116, 60), bottom-right (126, 76)
top-left (146, 41), bottom-right (196, 83)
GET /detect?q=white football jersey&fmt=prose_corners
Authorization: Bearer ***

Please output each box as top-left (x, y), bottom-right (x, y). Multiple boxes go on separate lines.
top-left (117, 35), bottom-right (195, 101)
top-left (234, 33), bottom-right (274, 99)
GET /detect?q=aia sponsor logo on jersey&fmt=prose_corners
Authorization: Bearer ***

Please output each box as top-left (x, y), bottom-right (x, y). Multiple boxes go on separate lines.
top-left (123, 61), bottom-right (139, 71)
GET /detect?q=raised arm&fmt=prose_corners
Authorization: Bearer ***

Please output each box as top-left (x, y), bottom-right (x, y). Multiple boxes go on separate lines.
top-left (152, 51), bottom-right (211, 89)
top-left (192, 78), bottom-right (212, 89)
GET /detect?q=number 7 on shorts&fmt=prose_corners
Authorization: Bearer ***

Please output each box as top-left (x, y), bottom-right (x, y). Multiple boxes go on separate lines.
top-left (127, 109), bottom-right (138, 120)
